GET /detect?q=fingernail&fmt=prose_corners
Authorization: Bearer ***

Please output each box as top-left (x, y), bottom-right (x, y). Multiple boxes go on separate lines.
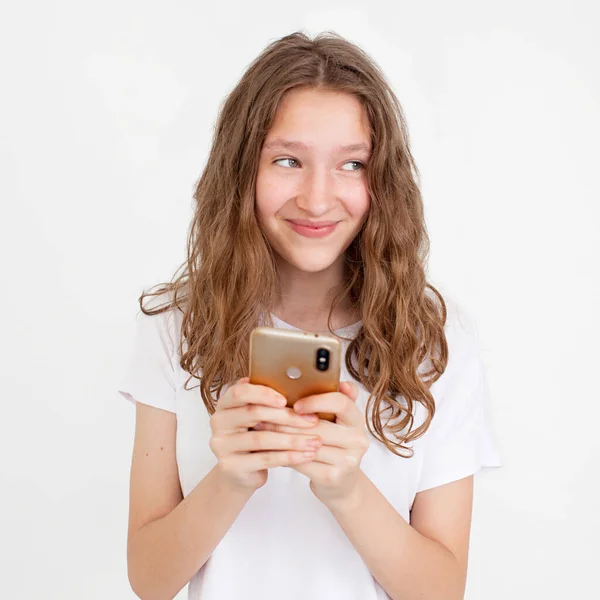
top-left (302, 414), bottom-right (319, 421)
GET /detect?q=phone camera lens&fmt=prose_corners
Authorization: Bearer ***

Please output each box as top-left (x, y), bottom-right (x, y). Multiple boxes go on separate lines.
top-left (316, 348), bottom-right (330, 372)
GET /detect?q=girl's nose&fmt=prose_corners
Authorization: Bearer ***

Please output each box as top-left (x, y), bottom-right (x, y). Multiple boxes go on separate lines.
top-left (295, 168), bottom-right (336, 216)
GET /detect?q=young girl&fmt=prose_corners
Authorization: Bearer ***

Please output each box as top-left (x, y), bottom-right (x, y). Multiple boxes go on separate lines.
top-left (118, 31), bottom-right (501, 600)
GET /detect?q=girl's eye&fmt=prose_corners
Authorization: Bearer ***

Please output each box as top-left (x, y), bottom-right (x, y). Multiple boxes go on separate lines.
top-left (274, 158), bottom-right (300, 168)
top-left (274, 158), bottom-right (365, 171)
top-left (341, 160), bottom-right (364, 171)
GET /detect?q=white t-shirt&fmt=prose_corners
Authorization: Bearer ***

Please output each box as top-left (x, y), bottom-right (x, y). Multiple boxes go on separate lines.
top-left (118, 294), bottom-right (501, 600)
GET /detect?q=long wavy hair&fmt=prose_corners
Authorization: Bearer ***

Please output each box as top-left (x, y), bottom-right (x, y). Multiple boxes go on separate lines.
top-left (139, 30), bottom-right (448, 458)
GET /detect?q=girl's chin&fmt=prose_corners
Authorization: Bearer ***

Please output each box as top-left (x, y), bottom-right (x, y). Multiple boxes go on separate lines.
top-left (279, 254), bottom-right (340, 274)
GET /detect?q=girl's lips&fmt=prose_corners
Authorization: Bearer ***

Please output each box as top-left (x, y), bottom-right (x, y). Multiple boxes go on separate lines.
top-left (286, 220), bottom-right (338, 238)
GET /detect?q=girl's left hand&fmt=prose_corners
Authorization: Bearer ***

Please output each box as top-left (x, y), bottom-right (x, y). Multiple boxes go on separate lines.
top-left (253, 381), bottom-right (370, 509)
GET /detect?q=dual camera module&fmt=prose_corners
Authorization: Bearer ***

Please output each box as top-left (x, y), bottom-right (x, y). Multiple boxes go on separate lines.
top-left (316, 348), bottom-right (330, 372)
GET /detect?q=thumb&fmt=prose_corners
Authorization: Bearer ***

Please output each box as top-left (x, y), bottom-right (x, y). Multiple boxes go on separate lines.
top-left (340, 380), bottom-right (359, 400)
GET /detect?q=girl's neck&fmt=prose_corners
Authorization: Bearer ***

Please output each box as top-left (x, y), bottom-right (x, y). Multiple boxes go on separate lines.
top-left (271, 299), bottom-right (359, 333)
top-left (272, 255), bottom-right (359, 332)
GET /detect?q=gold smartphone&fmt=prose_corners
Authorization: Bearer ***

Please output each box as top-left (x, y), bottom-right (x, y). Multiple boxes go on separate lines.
top-left (249, 327), bottom-right (342, 422)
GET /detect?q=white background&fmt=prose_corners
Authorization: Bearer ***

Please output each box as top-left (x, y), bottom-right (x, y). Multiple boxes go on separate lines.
top-left (1, 1), bottom-right (598, 598)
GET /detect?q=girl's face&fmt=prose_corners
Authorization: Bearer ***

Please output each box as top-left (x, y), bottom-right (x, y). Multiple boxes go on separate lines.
top-left (256, 88), bottom-right (371, 275)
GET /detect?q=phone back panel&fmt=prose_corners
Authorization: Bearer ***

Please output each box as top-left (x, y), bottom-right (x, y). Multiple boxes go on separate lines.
top-left (249, 327), bottom-right (342, 422)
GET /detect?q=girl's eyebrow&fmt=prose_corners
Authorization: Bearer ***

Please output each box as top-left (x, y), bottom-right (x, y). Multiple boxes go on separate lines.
top-left (264, 138), bottom-right (371, 154)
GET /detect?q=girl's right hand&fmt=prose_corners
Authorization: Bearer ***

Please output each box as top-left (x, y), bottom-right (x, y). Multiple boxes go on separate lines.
top-left (209, 377), bottom-right (322, 492)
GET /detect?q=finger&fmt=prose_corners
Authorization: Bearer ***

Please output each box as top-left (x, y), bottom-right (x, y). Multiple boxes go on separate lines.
top-left (220, 430), bottom-right (322, 454)
top-left (223, 404), bottom-right (321, 431)
top-left (290, 448), bottom-right (353, 478)
top-left (312, 445), bottom-right (361, 467)
top-left (291, 452), bottom-right (359, 479)
top-left (339, 381), bottom-right (359, 401)
top-left (293, 392), bottom-right (363, 428)
top-left (224, 449), bottom-right (320, 473)
top-left (291, 445), bottom-right (360, 470)
top-left (253, 420), bottom-right (350, 449)
top-left (219, 381), bottom-right (287, 410)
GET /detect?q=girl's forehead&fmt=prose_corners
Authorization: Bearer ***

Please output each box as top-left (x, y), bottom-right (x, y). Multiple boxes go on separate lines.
top-left (265, 93), bottom-right (371, 151)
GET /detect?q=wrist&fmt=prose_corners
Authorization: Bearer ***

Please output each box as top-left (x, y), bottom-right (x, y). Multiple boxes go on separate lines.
top-left (323, 471), bottom-right (367, 515)
top-left (212, 465), bottom-right (258, 501)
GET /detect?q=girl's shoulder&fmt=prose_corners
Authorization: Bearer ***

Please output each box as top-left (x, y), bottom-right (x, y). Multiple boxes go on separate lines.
top-left (427, 290), bottom-right (481, 360)
top-left (138, 287), bottom-right (187, 354)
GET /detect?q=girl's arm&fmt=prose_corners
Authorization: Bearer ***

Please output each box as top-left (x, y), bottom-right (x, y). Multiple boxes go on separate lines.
top-left (327, 471), bottom-right (474, 600)
top-left (126, 402), bottom-right (254, 600)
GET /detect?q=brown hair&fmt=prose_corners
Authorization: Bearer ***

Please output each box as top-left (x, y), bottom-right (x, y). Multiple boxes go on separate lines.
top-left (139, 30), bottom-right (448, 457)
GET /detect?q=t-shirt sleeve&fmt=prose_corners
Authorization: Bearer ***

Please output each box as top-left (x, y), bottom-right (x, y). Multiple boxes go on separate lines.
top-left (416, 305), bottom-right (502, 493)
top-left (117, 305), bottom-right (177, 414)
